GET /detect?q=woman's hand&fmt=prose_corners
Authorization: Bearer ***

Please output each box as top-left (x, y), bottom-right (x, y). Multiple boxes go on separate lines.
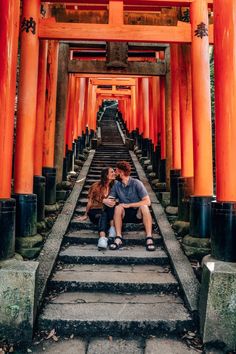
top-left (103, 198), bottom-right (116, 207)
top-left (76, 214), bottom-right (88, 221)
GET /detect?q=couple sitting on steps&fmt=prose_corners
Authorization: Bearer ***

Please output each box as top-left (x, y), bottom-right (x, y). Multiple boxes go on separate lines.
top-left (80, 161), bottom-right (155, 252)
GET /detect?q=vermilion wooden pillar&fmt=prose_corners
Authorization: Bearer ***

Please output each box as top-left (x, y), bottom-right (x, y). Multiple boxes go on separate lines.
top-left (151, 77), bottom-right (159, 147)
top-left (137, 78), bottom-right (144, 135)
top-left (164, 47), bottom-right (173, 190)
top-left (131, 86), bottom-right (137, 133)
top-left (65, 74), bottom-right (76, 173)
top-left (142, 78), bottom-right (149, 139)
top-left (150, 77), bottom-right (160, 176)
top-left (148, 78), bottom-right (154, 144)
top-left (170, 44), bottom-right (181, 206)
top-left (122, 99), bottom-right (127, 129)
top-left (179, 45), bottom-right (194, 178)
top-left (54, 43), bottom-right (69, 184)
top-left (190, 0), bottom-right (213, 238)
top-left (33, 40), bottom-right (48, 221)
top-left (87, 80), bottom-right (93, 131)
top-left (160, 51), bottom-right (167, 182)
top-left (34, 41), bottom-right (48, 177)
top-left (148, 77), bottom-right (158, 180)
top-left (170, 44), bottom-right (181, 171)
top-left (82, 78), bottom-right (89, 134)
top-left (91, 84), bottom-right (97, 131)
top-left (160, 52), bottom-right (166, 160)
top-left (14, 0), bottom-right (40, 237)
top-left (126, 97), bottom-right (131, 133)
top-left (34, 0), bottom-right (49, 204)
top-left (66, 75), bottom-right (76, 152)
top-left (178, 44), bottom-right (194, 222)
top-left (78, 78), bottom-right (86, 138)
top-left (0, 0), bottom-right (20, 259)
top-left (73, 78), bottom-right (80, 141)
top-left (211, 0), bottom-right (236, 261)
top-left (141, 78), bottom-right (150, 158)
top-left (42, 40), bottom-right (59, 205)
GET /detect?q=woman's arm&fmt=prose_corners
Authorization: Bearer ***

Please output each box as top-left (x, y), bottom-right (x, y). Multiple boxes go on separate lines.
top-left (78, 197), bottom-right (92, 221)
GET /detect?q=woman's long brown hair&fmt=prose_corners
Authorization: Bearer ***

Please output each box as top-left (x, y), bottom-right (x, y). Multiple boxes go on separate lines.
top-left (99, 167), bottom-right (114, 188)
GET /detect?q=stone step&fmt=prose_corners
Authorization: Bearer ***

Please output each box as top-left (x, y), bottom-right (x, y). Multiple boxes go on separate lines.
top-left (30, 337), bottom-right (198, 354)
top-left (90, 164), bottom-right (134, 168)
top-left (93, 153), bottom-right (131, 157)
top-left (64, 229), bottom-right (162, 246)
top-left (88, 168), bottom-right (136, 174)
top-left (38, 291), bottom-right (193, 336)
top-left (49, 264), bottom-right (178, 293)
top-left (86, 175), bottom-right (138, 183)
top-left (91, 161), bottom-right (132, 166)
top-left (79, 186), bottom-right (137, 198)
top-left (88, 171), bottom-right (137, 176)
top-left (92, 157), bottom-right (132, 160)
top-left (70, 217), bottom-right (155, 231)
top-left (74, 206), bottom-right (154, 217)
top-left (93, 155), bottom-right (131, 159)
top-left (59, 245), bottom-right (169, 265)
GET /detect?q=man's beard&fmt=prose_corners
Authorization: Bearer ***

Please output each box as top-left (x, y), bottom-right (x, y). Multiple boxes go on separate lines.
top-left (116, 175), bottom-right (122, 182)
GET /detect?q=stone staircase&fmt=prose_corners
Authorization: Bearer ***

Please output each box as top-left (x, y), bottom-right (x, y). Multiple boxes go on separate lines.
top-left (36, 106), bottom-right (198, 353)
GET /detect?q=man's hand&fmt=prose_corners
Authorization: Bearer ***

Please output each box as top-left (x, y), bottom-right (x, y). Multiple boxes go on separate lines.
top-left (103, 198), bottom-right (116, 207)
top-left (119, 203), bottom-right (131, 208)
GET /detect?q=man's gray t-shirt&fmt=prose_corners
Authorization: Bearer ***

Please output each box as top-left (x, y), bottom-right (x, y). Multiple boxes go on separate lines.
top-left (109, 177), bottom-right (148, 203)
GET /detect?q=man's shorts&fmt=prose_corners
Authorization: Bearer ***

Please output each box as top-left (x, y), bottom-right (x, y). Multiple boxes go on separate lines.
top-left (123, 207), bottom-right (142, 223)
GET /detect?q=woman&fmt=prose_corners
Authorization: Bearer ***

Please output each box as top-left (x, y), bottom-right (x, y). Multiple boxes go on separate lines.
top-left (79, 167), bottom-right (116, 250)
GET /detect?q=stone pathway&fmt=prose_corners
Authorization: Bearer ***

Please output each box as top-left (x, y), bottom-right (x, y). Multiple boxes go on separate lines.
top-left (32, 107), bottom-right (201, 353)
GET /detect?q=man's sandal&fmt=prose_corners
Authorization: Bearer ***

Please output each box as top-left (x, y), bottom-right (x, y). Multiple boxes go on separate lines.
top-left (109, 236), bottom-right (124, 250)
top-left (145, 237), bottom-right (156, 252)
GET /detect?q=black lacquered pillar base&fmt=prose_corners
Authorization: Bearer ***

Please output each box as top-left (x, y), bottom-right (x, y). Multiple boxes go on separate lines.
top-left (159, 159), bottom-right (166, 183)
top-left (211, 201), bottom-right (236, 262)
top-left (189, 196), bottom-right (214, 238)
top-left (178, 177), bottom-right (194, 222)
top-left (170, 169), bottom-right (181, 206)
top-left (66, 150), bottom-right (73, 173)
top-left (141, 138), bottom-right (149, 157)
top-left (62, 157), bottom-right (67, 181)
top-left (0, 198), bottom-right (16, 260)
top-left (42, 167), bottom-right (57, 205)
top-left (154, 144), bottom-right (161, 179)
top-left (33, 176), bottom-right (46, 221)
top-left (14, 194), bottom-right (37, 237)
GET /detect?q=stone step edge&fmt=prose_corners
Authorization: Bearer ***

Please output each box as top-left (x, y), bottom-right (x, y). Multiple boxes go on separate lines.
top-left (35, 150), bottom-right (96, 310)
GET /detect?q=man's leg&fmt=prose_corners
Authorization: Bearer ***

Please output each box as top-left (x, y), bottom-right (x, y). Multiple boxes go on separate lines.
top-left (109, 205), bottom-right (125, 248)
top-left (114, 205), bottom-right (125, 236)
top-left (137, 205), bottom-right (152, 235)
top-left (137, 206), bottom-right (155, 250)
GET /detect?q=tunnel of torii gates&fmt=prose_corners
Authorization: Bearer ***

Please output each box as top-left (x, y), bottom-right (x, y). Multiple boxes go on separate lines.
top-left (0, 0), bottom-right (236, 264)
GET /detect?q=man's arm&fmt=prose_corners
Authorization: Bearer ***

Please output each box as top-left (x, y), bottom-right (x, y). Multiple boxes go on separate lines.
top-left (119, 195), bottom-right (151, 208)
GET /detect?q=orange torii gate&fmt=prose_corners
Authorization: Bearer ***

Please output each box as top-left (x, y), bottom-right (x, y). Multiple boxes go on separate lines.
top-left (0, 0), bottom-right (235, 283)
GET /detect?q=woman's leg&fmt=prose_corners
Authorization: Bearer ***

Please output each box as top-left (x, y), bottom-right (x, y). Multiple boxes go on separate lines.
top-left (98, 209), bottom-right (109, 237)
top-left (106, 206), bottom-right (115, 225)
top-left (87, 209), bottom-right (102, 225)
top-left (99, 207), bottom-right (115, 233)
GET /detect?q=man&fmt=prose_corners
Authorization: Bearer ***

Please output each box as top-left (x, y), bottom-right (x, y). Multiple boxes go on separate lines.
top-left (103, 161), bottom-right (155, 251)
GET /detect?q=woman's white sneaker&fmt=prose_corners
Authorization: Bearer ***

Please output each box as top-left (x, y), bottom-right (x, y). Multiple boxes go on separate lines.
top-left (97, 237), bottom-right (108, 250)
